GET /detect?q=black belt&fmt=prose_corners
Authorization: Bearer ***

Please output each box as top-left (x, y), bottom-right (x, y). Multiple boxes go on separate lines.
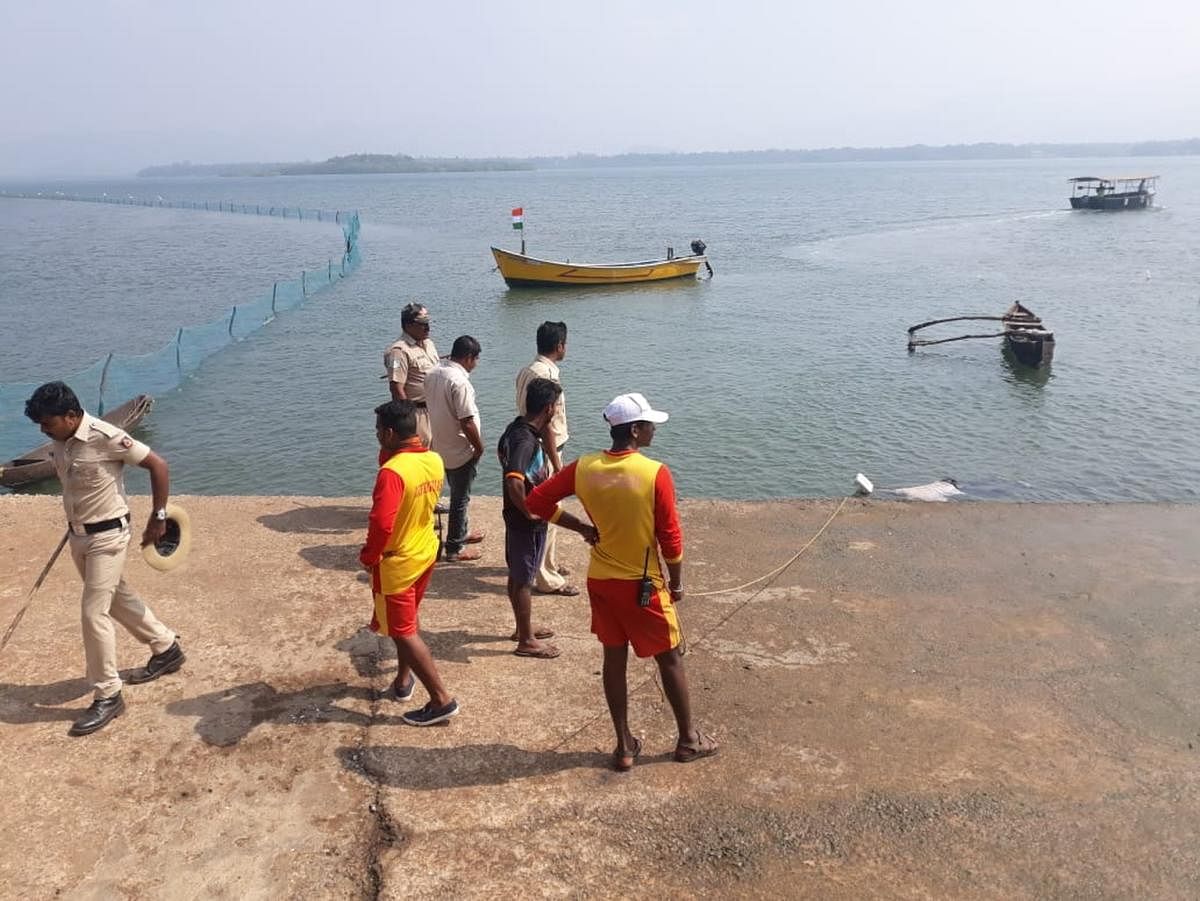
top-left (412, 401), bottom-right (427, 408)
top-left (75, 513), bottom-right (130, 535)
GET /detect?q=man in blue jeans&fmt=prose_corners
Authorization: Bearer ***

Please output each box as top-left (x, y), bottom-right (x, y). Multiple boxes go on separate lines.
top-left (424, 335), bottom-right (485, 561)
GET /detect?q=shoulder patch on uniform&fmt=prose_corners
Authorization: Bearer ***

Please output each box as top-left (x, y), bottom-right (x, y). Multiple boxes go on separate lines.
top-left (120, 437), bottom-right (133, 448)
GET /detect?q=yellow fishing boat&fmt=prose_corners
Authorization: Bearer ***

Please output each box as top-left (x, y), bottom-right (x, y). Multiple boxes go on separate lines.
top-left (491, 240), bottom-right (712, 287)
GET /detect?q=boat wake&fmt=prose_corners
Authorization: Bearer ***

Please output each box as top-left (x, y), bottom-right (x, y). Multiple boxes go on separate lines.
top-left (782, 208), bottom-right (1065, 260)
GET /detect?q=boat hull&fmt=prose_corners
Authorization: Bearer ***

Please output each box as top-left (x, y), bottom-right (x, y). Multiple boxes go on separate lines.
top-left (1069, 192), bottom-right (1153, 211)
top-left (491, 247), bottom-right (704, 287)
top-left (1001, 303), bottom-right (1055, 368)
top-left (1005, 330), bottom-right (1055, 367)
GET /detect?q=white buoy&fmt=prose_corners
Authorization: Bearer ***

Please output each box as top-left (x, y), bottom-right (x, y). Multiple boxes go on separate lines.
top-left (854, 473), bottom-right (874, 495)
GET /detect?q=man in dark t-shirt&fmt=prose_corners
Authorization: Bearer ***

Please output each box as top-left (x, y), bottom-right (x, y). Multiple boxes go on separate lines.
top-left (497, 377), bottom-right (563, 659)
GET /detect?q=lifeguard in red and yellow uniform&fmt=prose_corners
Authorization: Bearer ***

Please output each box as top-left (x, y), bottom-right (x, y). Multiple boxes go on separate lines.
top-left (359, 400), bottom-right (459, 726)
top-left (528, 392), bottom-right (719, 771)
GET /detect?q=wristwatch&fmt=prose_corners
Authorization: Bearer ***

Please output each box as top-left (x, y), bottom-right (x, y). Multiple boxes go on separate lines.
top-left (153, 508), bottom-right (168, 521)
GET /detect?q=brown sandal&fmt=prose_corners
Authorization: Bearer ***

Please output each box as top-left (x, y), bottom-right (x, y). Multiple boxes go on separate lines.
top-left (513, 643), bottom-right (561, 659)
top-left (673, 730), bottom-right (719, 763)
top-left (612, 736), bottom-right (643, 772)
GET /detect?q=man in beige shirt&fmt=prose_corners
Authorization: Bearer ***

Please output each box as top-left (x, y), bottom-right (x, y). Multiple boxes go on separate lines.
top-left (24, 381), bottom-right (185, 736)
top-left (383, 303), bottom-right (440, 447)
top-left (514, 321), bottom-right (577, 595)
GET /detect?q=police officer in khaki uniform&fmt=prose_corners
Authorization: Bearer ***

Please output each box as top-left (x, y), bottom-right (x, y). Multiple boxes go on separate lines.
top-left (24, 381), bottom-right (186, 736)
top-left (384, 303), bottom-right (440, 447)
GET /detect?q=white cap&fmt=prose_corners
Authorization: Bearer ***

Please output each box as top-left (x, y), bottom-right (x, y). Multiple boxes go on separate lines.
top-left (602, 392), bottom-right (669, 426)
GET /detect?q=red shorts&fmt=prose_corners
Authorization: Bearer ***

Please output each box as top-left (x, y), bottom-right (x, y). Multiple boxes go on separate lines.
top-left (587, 578), bottom-right (681, 658)
top-left (370, 564), bottom-right (435, 638)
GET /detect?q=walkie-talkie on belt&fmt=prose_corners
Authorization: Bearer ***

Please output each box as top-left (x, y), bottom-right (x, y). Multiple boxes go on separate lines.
top-left (637, 548), bottom-right (654, 608)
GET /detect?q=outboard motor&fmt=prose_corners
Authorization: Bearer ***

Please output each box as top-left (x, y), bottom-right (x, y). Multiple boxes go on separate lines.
top-left (690, 239), bottom-right (713, 277)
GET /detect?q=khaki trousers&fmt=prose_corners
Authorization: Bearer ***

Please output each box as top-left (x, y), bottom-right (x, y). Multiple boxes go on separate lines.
top-left (533, 522), bottom-right (566, 592)
top-left (415, 407), bottom-right (433, 448)
top-left (69, 525), bottom-right (175, 699)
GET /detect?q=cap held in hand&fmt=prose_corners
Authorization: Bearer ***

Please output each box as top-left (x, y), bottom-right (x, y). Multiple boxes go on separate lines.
top-left (142, 502), bottom-right (192, 573)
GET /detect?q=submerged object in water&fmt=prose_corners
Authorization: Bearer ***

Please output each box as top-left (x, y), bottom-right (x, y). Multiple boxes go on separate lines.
top-left (854, 474), bottom-right (964, 502)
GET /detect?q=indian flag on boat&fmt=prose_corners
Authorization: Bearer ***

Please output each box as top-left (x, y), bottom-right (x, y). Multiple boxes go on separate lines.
top-left (511, 207), bottom-right (523, 230)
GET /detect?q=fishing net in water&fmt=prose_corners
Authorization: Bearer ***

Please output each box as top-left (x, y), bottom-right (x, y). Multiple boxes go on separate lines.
top-left (0, 196), bottom-right (360, 462)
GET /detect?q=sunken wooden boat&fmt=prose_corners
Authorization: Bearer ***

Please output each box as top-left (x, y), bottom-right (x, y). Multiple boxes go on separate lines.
top-left (0, 394), bottom-right (154, 489)
top-left (491, 239), bottom-right (712, 287)
top-left (907, 303), bottom-right (1055, 368)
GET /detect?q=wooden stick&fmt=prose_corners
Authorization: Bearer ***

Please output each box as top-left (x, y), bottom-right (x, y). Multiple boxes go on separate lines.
top-left (907, 315), bottom-right (1007, 334)
top-left (908, 332), bottom-right (1009, 348)
top-left (0, 530), bottom-right (69, 656)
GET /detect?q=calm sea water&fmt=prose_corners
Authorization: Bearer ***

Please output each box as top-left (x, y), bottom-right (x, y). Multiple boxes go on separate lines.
top-left (2, 158), bottom-right (1199, 501)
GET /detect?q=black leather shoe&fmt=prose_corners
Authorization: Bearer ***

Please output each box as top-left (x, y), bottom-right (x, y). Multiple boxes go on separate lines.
top-left (126, 640), bottom-right (186, 685)
top-left (68, 693), bottom-right (125, 736)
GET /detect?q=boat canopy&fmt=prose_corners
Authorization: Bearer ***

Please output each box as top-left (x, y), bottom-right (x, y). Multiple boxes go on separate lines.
top-left (1068, 174), bottom-right (1159, 183)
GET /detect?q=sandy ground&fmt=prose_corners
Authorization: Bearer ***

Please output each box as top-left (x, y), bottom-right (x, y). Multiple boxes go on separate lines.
top-left (1, 494), bottom-right (1198, 899)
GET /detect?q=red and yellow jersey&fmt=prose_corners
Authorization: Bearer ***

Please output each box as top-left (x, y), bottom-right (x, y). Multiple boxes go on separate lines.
top-left (527, 449), bottom-right (682, 587)
top-left (360, 440), bottom-right (445, 593)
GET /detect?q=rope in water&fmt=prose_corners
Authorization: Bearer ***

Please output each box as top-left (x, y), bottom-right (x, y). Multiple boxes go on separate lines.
top-left (547, 494), bottom-right (852, 750)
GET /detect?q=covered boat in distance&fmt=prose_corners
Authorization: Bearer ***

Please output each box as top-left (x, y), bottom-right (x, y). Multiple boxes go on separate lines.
top-left (1069, 175), bottom-right (1157, 210)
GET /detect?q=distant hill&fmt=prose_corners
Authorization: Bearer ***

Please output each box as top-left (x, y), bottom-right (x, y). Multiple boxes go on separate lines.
top-left (280, 153), bottom-right (532, 174)
top-left (138, 153), bottom-right (531, 177)
top-left (138, 139), bottom-right (1200, 177)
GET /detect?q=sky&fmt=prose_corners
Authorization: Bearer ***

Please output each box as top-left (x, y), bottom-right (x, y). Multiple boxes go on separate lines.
top-left (1, 0), bottom-right (1198, 176)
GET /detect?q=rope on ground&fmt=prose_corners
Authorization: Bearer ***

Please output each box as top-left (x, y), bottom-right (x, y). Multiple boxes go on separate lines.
top-left (547, 494), bottom-right (852, 751)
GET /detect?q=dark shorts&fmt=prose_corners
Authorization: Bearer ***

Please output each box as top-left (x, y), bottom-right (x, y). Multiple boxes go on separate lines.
top-left (504, 525), bottom-right (547, 586)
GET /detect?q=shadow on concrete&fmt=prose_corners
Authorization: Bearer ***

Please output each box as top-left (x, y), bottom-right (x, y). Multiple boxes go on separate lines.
top-left (338, 743), bottom-right (600, 789)
top-left (165, 681), bottom-right (401, 747)
top-left (299, 542), bottom-right (363, 572)
top-left (257, 504), bottom-right (367, 535)
top-left (335, 626), bottom-right (511, 676)
top-left (294, 546), bottom-right (510, 598)
top-left (423, 564), bottom-right (513, 601)
top-left (0, 677), bottom-right (92, 724)
top-left (166, 624), bottom-right (517, 745)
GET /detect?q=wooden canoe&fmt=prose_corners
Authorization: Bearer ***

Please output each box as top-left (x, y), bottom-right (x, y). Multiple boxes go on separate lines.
top-left (907, 302), bottom-right (1055, 368)
top-left (0, 394), bottom-right (155, 489)
top-left (1001, 303), bottom-right (1056, 367)
top-left (491, 246), bottom-right (708, 287)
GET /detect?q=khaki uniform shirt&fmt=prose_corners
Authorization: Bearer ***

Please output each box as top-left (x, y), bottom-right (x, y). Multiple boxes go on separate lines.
top-left (50, 412), bottom-right (150, 527)
top-left (384, 334), bottom-right (440, 403)
top-left (515, 355), bottom-right (568, 449)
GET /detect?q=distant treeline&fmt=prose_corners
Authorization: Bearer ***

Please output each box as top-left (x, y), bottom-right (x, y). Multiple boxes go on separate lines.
top-left (138, 139), bottom-right (1200, 177)
top-left (137, 153), bottom-right (531, 177)
top-left (533, 138), bottom-right (1200, 168)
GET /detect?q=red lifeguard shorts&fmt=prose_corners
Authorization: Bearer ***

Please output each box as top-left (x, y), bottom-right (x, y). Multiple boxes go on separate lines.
top-left (587, 578), bottom-right (681, 658)
top-left (370, 564), bottom-right (435, 638)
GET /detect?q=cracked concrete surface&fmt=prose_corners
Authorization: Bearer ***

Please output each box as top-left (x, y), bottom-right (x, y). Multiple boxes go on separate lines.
top-left (2, 495), bottom-right (1199, 898)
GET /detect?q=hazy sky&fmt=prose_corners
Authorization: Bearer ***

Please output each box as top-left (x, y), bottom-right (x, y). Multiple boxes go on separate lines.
top-left (2, 0), bottom-right (1197, 175)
